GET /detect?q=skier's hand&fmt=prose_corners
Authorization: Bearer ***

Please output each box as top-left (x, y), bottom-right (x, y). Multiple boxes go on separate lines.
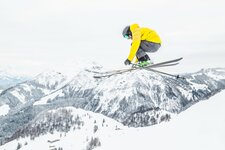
top-left (124, 59), bottom-right (131, 65)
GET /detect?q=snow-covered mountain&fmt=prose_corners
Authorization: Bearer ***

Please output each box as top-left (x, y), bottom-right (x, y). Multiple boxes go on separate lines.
top-left (34, 67), bottom-right (225, 127)
top-left (0, 65), bottom-right (225, 149)
top-left (0, 70), bottom-right (28, 93)
top-left (0, 107), bottom-right (124, 150)
top-left (95, 91), bottom-right (225, 150)
top-left (0, 70), bottom-right (69, 112)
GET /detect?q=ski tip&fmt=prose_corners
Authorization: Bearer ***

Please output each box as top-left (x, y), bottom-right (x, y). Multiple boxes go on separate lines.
top-left (177, 57), bottom-right (183, 61)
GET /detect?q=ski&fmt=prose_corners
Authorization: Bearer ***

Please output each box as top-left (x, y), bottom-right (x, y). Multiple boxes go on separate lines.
top-left (151, 63), bottom-right (179, 68)
top-left (93, 64), bottom-right (184, 79)
top-left (132, 62), bottom-right (179, 69)
top-left (93, 63), bottom-right (181, 79)
top-left (143, 57), bottom-right (183, 69)
top-left (93, 68), bottom-right (135, 78)
top-left (140, 67), bottom-right (185, 79)
top-left (91, 57), bottom-right (183, 76)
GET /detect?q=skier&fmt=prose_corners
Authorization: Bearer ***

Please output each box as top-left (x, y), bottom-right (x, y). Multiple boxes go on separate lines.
top-left (122, 24), bottom-right (161, 67)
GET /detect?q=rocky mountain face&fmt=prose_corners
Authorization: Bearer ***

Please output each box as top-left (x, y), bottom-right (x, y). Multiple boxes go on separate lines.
top-left (0, 65), bottom-right (225, 146)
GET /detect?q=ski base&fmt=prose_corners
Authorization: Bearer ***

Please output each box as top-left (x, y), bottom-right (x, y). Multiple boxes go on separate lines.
top-left (91, 57), bottom-right (184, 79)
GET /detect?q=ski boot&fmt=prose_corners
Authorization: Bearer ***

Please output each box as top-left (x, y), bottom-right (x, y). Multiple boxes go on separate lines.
top-left (137, 61), bottom-right (151, 67)
top-left (137, 55), bottom-right (153, 67)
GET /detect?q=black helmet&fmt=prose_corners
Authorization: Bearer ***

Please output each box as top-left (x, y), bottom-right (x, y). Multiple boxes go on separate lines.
top-left (122, 26), bottom-right (132, 38)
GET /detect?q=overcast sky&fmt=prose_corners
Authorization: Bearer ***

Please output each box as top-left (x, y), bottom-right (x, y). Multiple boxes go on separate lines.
top-left (0, 0), bottom-right (225, 76)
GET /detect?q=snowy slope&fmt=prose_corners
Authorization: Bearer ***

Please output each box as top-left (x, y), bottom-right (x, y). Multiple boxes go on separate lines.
top-left (0, 104), bottom-right (10, 117)
top-left (1, 91), bottom-right (225, 150)
top-left (96, 90), bottom-right (225, 150)
top-left (0, 107), bottom-right (124, 150)
top-left (33, 89), bottom-right (65, 105)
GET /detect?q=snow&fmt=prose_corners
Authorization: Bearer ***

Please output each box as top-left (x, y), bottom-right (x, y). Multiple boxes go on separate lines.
top-left (38, 88), bottom-right (51, 95)
top-left (189, 80), bottom-right (208, 91)
top-left (177, 86), bottom-right (192, 100)
top-left (0, 107), bottom-right (124, 150)
top-left (21, 84), bottom-right (32, 93)
top-left (97, 91), bottom-right (225, 150)
top-left (1, 90), bottom-right (225, 150)
top-left (1, 66), bottom-right (225, 150)
top-left (33, 90), bottom-right (64, 105)
top-left (2, 131), bottom-right (93, 150)
top-left (0, 104), bottom-right (10, 116)
top-left (206, 68), bottom-right (225, 81)
top-left (11, 90), bottom-right (26, 104)
top-left (34, 71), bottom-right (69, 89)
top-left (0, 0), bottom-right (224, 149)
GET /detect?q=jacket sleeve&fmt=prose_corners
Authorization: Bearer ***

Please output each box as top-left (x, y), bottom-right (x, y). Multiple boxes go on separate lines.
top-left (127, 29), bottom-right (141, 62)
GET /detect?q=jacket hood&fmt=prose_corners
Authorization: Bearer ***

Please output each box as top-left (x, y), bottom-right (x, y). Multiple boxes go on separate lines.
top-left (130, 24), bottom-right (140, 32)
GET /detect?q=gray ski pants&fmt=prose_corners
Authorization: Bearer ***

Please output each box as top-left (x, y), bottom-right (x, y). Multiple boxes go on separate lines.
top-left (136, 41), bottom-right (161, 59)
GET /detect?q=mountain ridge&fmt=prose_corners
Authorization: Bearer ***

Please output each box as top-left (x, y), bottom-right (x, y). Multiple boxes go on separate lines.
top-left (0, 66), bottom-right (225, 146)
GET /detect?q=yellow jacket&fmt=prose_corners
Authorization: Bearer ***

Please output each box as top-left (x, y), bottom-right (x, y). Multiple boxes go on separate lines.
top-left (127, 24), bottom-right (161, 62)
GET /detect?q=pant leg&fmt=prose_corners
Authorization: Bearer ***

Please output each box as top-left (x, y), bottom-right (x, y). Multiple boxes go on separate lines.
top-left (136, 47), bottom-right (147, 59)
top-left (136, 41), bottom-right (161, 59)
top-left (140, 41), bottom-right (161, 53)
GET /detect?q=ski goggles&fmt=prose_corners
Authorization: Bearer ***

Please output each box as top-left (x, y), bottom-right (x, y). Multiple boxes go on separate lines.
top-left (124, 34), bottom-right (131, 39)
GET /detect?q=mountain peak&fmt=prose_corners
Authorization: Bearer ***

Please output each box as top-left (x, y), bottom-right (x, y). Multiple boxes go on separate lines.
top-left (33, 70), bottom-right (68, 88)
top-left (0, 66), bottom-right (225, 146)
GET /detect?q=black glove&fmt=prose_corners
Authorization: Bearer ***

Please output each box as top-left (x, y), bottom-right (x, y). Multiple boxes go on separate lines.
top-left (124, 59), bottom-right (131, 65)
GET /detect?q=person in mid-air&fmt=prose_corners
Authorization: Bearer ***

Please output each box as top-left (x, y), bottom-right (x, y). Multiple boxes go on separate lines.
top-left (122, 23), bottom-right (161, 67)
